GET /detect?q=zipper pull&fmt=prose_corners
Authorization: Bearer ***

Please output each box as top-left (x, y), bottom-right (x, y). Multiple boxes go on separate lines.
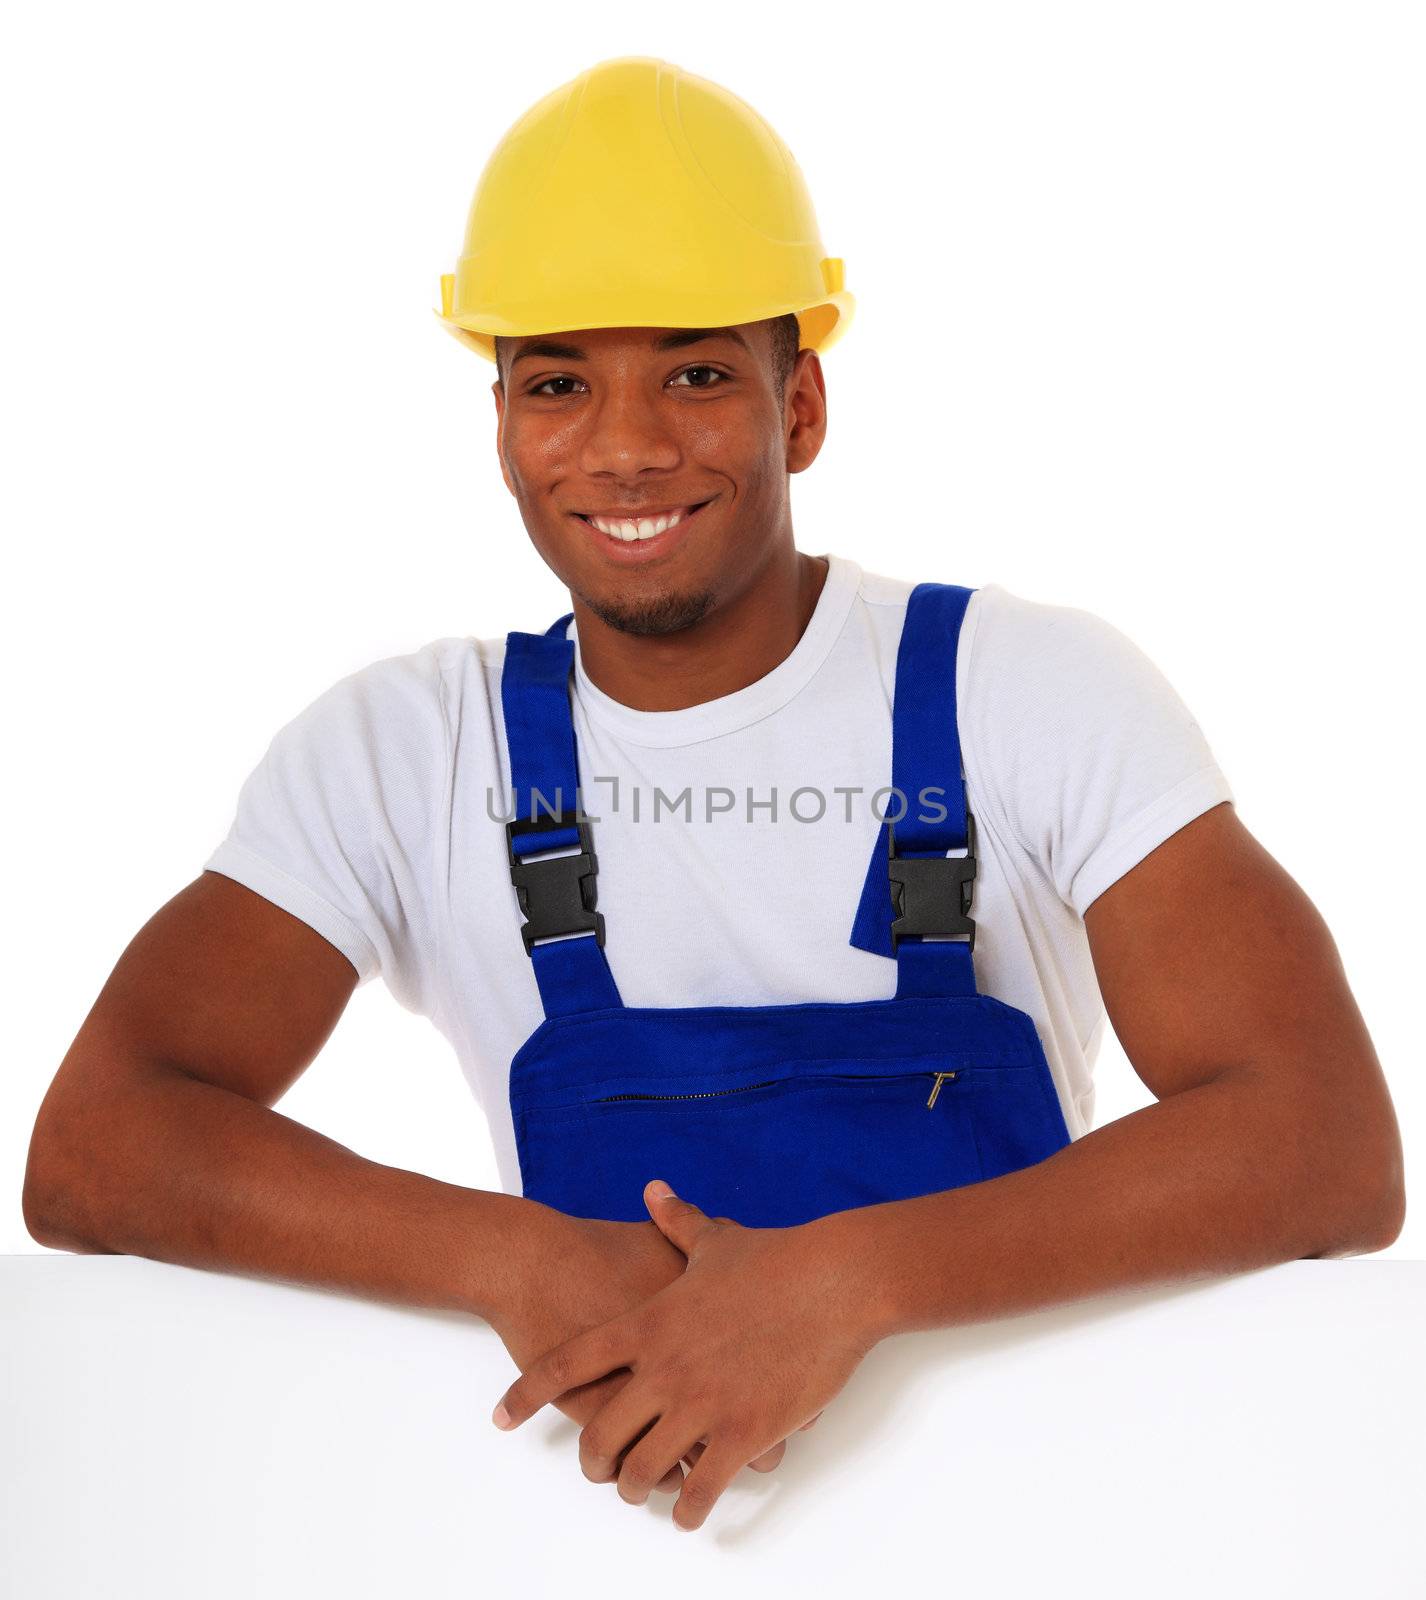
top-left (926, 1070), bottom-right (958, 1109)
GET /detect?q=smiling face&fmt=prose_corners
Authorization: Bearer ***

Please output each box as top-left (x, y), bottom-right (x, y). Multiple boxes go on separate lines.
top-left (491, 317), bottom-right (827, 637)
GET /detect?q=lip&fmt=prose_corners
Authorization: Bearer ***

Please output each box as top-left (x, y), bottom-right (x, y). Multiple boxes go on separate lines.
top-left (570, 497), bottom-right (716, 564)
top-left (576, 501), bottom-right (707, 521)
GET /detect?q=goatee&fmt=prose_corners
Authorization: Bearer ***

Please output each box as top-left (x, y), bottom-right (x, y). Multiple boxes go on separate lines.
top-left (580, 587), bottom-right (716, 638)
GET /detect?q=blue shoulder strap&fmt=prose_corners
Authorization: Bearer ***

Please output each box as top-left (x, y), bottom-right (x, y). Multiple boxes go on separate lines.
top-left (502, 584), bottom-right (978, 1013)
top-left (848, 583), bottom-right (980, 999)
top-left (499, 611), bottom-right (623, 1018)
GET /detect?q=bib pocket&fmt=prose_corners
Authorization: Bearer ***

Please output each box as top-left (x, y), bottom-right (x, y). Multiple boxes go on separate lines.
top-left (516, 1057), bottom-right (997, 1227)
top-left (508, 997), bottom-right (1074, 1227)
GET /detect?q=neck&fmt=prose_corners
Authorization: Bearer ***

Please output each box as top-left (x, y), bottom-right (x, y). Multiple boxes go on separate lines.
top-left (570, 549), bottom-right (830, 713)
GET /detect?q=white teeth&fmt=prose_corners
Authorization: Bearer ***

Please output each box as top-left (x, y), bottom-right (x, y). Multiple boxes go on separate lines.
top-left (589, 508), bottom-right (687, 541)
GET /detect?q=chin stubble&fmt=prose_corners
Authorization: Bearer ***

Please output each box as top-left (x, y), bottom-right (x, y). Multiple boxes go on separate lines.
top-left (581, 588), bottom-right (717, 638)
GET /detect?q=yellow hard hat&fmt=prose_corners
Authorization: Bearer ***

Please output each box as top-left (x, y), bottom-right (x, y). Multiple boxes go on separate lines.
top-left (435, 55), bottom-right (854, 365)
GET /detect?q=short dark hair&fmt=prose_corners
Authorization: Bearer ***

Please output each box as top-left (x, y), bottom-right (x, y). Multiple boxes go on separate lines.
top-left (495, 312), bottom-right (803, 395)
top-left (765, 312), bottom-right (802, 399)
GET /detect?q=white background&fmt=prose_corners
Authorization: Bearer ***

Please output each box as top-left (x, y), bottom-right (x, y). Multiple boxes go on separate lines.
top-left (3, 2), bottom-right (1421, 1255)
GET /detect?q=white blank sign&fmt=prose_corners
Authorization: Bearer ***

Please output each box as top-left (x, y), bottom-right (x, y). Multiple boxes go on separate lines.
top-left (1, 1255), bottom-right (1421, 1597)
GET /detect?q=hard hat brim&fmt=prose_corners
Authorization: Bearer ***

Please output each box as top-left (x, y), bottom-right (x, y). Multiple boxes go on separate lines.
top-left (433, 292), bottom-right (855, 367)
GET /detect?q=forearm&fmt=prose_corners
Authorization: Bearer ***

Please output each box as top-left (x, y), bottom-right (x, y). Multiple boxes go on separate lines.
top-left (24, 1059), bottom-right (557, 1323)
top-left (814, 1067), bottom-right (1402, 1344)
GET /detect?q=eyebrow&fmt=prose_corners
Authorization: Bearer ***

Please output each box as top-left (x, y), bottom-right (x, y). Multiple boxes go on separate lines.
top-left (508, 326), bottom-right (751, 369)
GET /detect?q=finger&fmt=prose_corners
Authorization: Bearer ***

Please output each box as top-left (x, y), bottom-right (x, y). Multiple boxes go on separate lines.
top-left (642, 1180), bottom-right (713, 1256)
top-left (549, 1371), bottom-right (683, 1496)
top-left (616, 1415), bottom-right (685, 1495)
top-left (570, 1396), bottom-right (683, 1494)
top-left (673, 1436), bottom-right (753, 1533)
top-left (493, 1322), bottom-right (633, 1431)
top-left (747, 1439), bottom-right (787, 1471)
top-left (577, 1380), bottom-right (662, 1486)
top-left (678, 1434), bottom-right (782, 1475)
top-left (673, 1435), bottom-right (707, 1473)
top-left (617, 1413), bottom-right (709, 1508)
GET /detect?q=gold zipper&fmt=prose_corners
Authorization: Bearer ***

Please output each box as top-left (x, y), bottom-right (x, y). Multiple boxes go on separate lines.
top-left (926, 1071), bottom-right (959, 1108)
top-left (596, 1080), bottom-right (779, 1103)
top-left (595, 1070), bottom-right (962, 1106)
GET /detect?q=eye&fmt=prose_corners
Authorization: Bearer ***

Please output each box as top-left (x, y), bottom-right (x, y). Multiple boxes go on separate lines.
top-left (525, 366), bottom-right (728, 398)
top-left (529, 375), bottom-right (586, 398)
top-left (669, 365), bottom-right (728, 389)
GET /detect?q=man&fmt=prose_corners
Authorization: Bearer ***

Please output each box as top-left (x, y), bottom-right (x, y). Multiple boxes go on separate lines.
top-left (24, 56), bottom-right (1404, 1537)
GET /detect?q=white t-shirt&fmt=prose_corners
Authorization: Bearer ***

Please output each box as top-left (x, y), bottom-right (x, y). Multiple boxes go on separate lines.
top-left (203, 552), bottom-right (1234, 1193)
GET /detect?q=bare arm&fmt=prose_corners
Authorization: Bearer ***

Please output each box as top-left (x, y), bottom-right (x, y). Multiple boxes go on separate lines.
top-left (814, 802), bottom-right (1407, 1340)
top-left (22, 870), bottom-right (557, 1321)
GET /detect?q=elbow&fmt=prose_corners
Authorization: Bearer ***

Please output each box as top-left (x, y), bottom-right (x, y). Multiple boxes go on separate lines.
top-left (1298, 1116), bottom-right (1407, 1260)
top-left (1315, 1185), bottom-right (1406, 1260)
top-left (22, 1167), bottom-right (66, 1250)
top-left (23, 1203), bottom-right (70, 1253)
top-left (22, 1106), bottom-right (100, 1253)
top-left (23, 1169), bottom-right (108, 1255)
top-left (1347, 1162), bottom-right (1406, 1256)
top-left (1344, 1093), bottom-right (1408, 1255)
top-left (22, 1128), bottom-right (71, 1248)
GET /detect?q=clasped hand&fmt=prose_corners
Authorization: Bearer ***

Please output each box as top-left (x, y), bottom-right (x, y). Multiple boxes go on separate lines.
top-left (489, 1179), bottom-right (877, 1533)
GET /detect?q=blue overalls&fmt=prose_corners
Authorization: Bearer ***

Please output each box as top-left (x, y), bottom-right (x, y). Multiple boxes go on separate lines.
top-left (501, 581), bottom-right (1072, 1228)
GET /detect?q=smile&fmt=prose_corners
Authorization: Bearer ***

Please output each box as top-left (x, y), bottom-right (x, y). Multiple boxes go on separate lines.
top-left (574, 500), bottom-right (715, 543)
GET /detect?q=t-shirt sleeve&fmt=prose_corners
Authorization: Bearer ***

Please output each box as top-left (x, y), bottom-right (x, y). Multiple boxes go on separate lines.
top-left (202, 648), bottom-right (448, 1014)
top-left (963, 584), bottom-right (1235, 917)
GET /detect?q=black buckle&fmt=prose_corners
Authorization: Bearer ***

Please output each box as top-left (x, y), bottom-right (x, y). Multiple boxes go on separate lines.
top-left (888, 812), bottom-right (977, 952)
top-left (505, 809), bottom-right (605, 954)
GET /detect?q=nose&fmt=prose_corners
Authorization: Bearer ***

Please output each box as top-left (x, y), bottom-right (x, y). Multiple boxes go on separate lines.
top-left (576, 378), bottom-right (682, 480)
